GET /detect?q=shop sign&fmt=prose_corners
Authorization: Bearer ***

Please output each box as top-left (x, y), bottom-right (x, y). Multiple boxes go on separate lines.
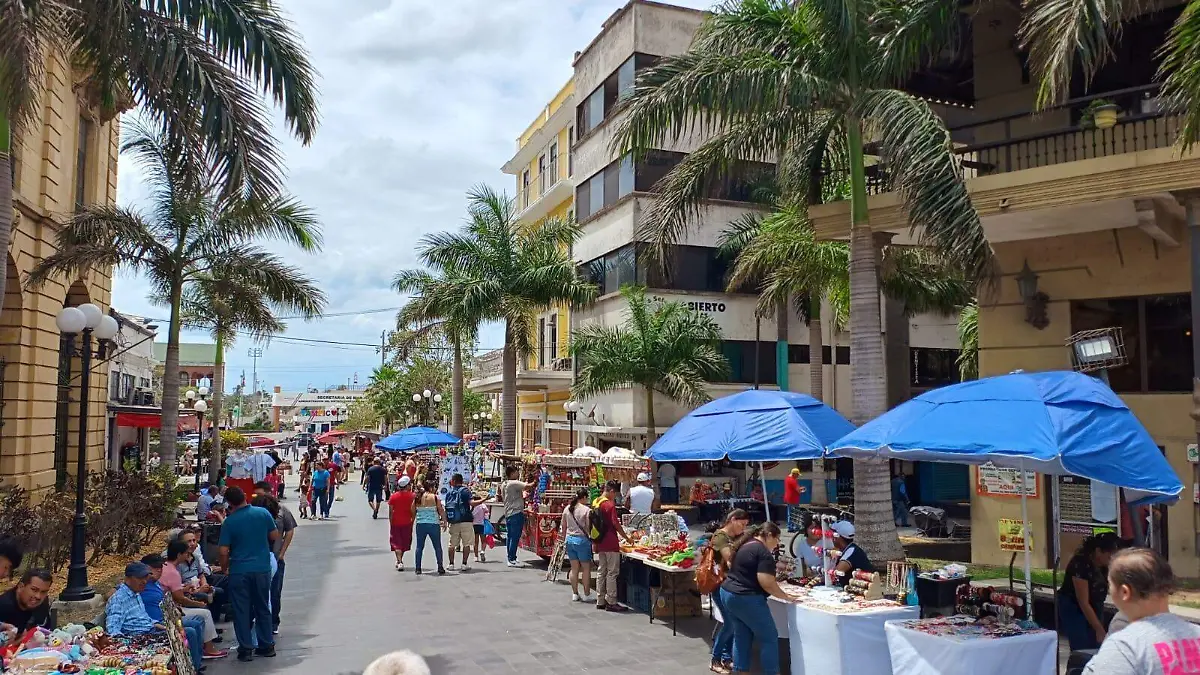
top-left (651, 295), bottom-right (727, 313)
top-left (1060, 522), bottom-right (1093, 535)
top-left (998, 519), bottom-right (1031, 552)
top-left (976, 464), bottom-right (1039, 498)
top-left (1189, 444), bottom-right (1198, 463)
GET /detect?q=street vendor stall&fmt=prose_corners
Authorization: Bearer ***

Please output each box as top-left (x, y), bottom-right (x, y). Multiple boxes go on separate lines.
top-left (772, 585), bottom-right (919, 675)
top-left (884, 615), bottom-right (1056, 675)
top-left (375, 426), bottom-right (460, 453)
top-left (618, 511), bottom-right (698, 635)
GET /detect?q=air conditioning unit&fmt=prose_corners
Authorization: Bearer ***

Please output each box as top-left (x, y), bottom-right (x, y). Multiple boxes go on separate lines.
top-left (134, 389), bottom-right (155, 406)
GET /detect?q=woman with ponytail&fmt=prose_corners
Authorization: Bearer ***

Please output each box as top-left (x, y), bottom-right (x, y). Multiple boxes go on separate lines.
top-left (719, 522), bottom-right (803, 675)
top-left (560, 487), bottom-right (594, 603)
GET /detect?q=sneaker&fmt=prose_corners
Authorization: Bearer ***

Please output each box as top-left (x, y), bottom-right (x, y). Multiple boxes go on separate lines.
top-left (572, 593), bottom-right (581, 602)
top-left (480, 553), bottom-right (486, 562)
top-left (236, 651), bottom-right (253, 663)
top-left (447, 563), bottom-right (458, 572)
top-left (202, 650), bottom-right (228, 660)
top-left (437, 568), bottom-right (447, 576)
top-left (506, 560), bottom-right (517, 568)
top-left (596, 603), bottom-right (608, 611)
top-left (581, 594), bottom-right (596, 603)
top-left (253, 647), bottom-right (276, 658)
top-left (462, 561), bottom-right (471, 571)
top-left (415, 569), bottom-right (423, 575)
top-left (272, 627), bottom-right (279, 635)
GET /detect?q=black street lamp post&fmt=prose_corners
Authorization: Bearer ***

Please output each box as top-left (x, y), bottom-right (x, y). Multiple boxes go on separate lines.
top-left (411, 390), bottom-right (442, 427)
top-left (56, 304), bottom-right (119, 603)
top-left (564, 400), bottom-right (581, 451)
top-left (187, 387), bottom-right (210, 494)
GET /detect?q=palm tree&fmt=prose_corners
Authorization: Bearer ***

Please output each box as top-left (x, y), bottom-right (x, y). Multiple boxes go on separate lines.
top-left (0, 0), bottom-right (319, 313)
top-left (572, 285), bottom-right (730, 439)
top-left (956, 301), bottom-right (979, 381)
top-left (25, 120), bottom-right (322, 468)
top-left (613, 0), bottom-right (993, 561)
top-left (175, 265), bottom-right (325, 483)
top-left (418, 185), bottom-right (596, 452)
top-left (392, 269), bottom-right (480, 439)
top-left (366, 365), bottom-right (405, 435)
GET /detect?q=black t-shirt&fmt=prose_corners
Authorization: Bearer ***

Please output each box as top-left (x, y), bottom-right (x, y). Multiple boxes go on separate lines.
top-left (366, 465), bottom-right (386, 490)
top-left (835, 543), bottom-right (874, 586)
top-left (1059, 553), bottom-right (1107, 612)
top-left (721, 540), bottom-right (776, 596)
top-left (0, 588), bottom-right (50, 632)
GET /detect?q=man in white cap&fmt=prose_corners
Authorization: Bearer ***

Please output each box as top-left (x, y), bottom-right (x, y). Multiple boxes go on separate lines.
top-left (830, 521), bottom-right (874, 586)
top-left (628, 473), bottom-right (656, 514)
top-left (387, 476), bottom-right (417, 571)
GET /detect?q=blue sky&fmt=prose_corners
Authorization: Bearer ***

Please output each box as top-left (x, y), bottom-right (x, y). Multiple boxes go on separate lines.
top-left (112, 0), bottom-right (715, 393)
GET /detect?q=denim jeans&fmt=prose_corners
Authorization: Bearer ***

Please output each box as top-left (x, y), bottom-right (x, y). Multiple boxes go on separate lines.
top-left (893, 500), bottom-right (910, 526)
top-left (414, 523), bottom-right (443, 571)
top-left (314, 487), bottom-right (330, 517)
top-left (270, 557), bottom-right (286, 629)
top-left (505, 512), bottom-right (525, 563)
top-left (181, 615), bottom-right (205, 670)
top-left (721, 588), bottom-right (780, 675)
top-left (229, 571), bottom-right (274, 651)
top-left (710, 588), bottom-right (734, 664)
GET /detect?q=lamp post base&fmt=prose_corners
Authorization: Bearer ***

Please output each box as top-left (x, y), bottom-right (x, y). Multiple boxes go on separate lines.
top-left (59, 568), bottom-right (95, 602)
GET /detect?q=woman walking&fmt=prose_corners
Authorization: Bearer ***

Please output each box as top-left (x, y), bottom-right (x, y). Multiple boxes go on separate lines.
top-left (388, 476), bottom-right (417, 571)
top-left (708, 509), bottom-right (751, 674)
top-left (719, 522), bottom-right (803, 675)
top-left (311, 461), bottom-right (332, 520)
top-left (413, 479), bottom-right (447, 575)
top-left (559, 487), bottom-right (594, 603)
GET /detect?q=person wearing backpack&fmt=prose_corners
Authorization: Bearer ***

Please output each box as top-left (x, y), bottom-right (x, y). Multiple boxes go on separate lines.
top-left (560, 488), bottom-right (594, 603)
top-left (592, 480), bottom-right (633, 612)
top-left (444, 473), bottom-right (483, 572)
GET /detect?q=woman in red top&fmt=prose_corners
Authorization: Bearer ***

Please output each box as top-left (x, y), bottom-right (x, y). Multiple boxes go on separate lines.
top-left (387, 476), bottom-right (417, 571)
top-left (783, 468), bottom-right (805, 533)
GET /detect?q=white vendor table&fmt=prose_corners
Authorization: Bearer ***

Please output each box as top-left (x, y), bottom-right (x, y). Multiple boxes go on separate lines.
top-left (883, 620), bottom-right (1056, 675)
top-left (783, 601), bottom-right (919, 675)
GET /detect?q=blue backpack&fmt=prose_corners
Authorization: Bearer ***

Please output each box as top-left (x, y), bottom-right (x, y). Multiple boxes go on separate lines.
top-left (445, 486), bottom-right (473, 523)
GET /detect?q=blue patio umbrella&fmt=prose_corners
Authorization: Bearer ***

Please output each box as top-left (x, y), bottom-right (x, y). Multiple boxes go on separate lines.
top-left (375, 426), bottom-right (461, 452)
top-left (647, 390), bottom-right (856, 519)
top-left (827, 370), bottom-right (1183, 609)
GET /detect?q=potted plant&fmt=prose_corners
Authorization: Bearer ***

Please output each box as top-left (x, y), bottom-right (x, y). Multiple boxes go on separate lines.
top-left (1080, 99), bottom-right (1120, 130)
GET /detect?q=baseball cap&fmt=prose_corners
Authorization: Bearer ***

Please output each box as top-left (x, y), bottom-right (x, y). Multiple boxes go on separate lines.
top-left (398, 476), bottom-right (411, 488)
top-left (636, 472), bottom-right (651, 482)
top-left (125, 562), bottom-right (152, 578)
top-left (830, 521), bottom-right (856, 539)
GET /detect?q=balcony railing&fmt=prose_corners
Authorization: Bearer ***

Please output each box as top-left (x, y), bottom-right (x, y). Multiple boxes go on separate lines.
top-left (846, 84), bottom-right (1172, 197)
top-left (516, 151), bottom-right (572, 212)
top-left (473, 349), bottom-right (503, 381)
top-left (532, 356), bottom-right (572, 373)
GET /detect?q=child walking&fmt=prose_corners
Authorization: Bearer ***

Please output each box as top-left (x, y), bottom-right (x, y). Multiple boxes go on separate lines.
top-left (472, 501), bottom-right (490, 563)
top-left (298, 473), bottom-right (312, 519)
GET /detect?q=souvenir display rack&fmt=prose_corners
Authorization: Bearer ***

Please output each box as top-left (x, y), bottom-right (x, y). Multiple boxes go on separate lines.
top-left (955, 584), bottom-right (1027, 621)
top-left (521, 454), bottom-right (597, 558)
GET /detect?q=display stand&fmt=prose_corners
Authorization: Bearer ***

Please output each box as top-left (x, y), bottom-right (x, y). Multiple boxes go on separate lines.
top-left (785, 601), bottom-right (919, 675)
top-left (884, 617), bottom-right (1056, 675)
top-left (160, 595), bottom-right (197, 675)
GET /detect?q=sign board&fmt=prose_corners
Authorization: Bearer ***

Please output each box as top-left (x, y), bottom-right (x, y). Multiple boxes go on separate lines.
top-left (977, 465), bottom-right (1040, 498)
top-left (999, 519), bottom-right (1031, 552)
top-left (1189, 444), bottom-right (1198, 463)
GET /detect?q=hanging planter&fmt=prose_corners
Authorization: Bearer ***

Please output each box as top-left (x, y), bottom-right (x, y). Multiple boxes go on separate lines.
top-left (1081, 99), bottom-right (1120, 130)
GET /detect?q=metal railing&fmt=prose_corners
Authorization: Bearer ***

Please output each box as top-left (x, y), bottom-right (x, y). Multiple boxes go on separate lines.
top-left (473, 350), bottom-right (503, 380)
top-left (516, 151), bottom-right (572, 212)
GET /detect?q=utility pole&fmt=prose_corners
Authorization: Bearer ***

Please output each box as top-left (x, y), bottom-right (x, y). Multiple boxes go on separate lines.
top-left (379, 330), bottom-right (388, 366)
top-left (248, 347), bottom-right (263, 412)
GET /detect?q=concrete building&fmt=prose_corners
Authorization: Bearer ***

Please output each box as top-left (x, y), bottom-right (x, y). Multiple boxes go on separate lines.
top-left (807, 3), bottom-right (1200, 570)
top-left (472, 0), bottom-right (965, 505)
top-left (104, 312), bottom-right (160, 470)
top-left (151, 342), bottom-right (222, 388)
top-left (272, 388), bottom-right (369, 435)
top-left (0, 55), bottom-right (120, 491)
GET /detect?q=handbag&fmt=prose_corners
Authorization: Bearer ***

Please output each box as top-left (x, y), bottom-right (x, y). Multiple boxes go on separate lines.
top-left (694, 545), bottom-right (725, 594)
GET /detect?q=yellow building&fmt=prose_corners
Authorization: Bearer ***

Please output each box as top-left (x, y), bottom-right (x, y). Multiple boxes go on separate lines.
top-left (470, 80), bottom-right (576, 452)
top-left (809, 4), bottom-right (1200, 572)
top-left (1, 55), bottom-right (119, 491)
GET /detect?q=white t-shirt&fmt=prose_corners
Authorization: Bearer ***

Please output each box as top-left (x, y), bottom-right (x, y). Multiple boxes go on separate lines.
top-left (658, 463), bottom-right (677, 488)
top-left (628, 485), bottom-right (655, 514)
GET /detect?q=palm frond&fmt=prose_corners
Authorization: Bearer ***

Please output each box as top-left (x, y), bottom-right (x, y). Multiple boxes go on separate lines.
top-left (208, 248), bottom-right (326, 319)
top-left (25, 205), bottom-right (169, 288)
top-left (956, 301), bottom-right (979, 381)
top-left (192, 194), bottom-right (323, 257)
top-left (1159, 3), bottom-right (1200, 149)
top-left (0, 0), bottom-right (61, 131)
top-left (856, 88), bottom-right (995, 285)
top-left (868, 0), bottom-right (962, 87)
top-left (1017, 0), bottom-right (1134, 108)
top-left (880, 246), bottom-right (974, 316)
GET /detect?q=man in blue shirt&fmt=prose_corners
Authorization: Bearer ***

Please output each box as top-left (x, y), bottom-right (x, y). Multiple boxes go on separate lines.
top-left (218, 487), bottom-right (278, 662)
top-left (129, 557), bottom-right (209, 671)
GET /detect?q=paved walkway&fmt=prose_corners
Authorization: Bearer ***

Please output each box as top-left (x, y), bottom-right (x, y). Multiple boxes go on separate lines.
top-left (206, 476), bottom-right (716, 675)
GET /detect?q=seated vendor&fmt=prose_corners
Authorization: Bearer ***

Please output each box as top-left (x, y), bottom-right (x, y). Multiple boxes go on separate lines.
top-left (793, 523), bottom-right (824, 577)
top-left (109, 561), bottom-right (206, 672)
top-left (830, 521), bottom-right (873, 586)
top-left (1057, 532), bottom-right (1121, 650)
top-left (0, 569), bottom-right (51, 640)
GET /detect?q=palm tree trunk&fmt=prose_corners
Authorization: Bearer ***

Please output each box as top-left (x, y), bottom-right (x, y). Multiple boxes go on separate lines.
top-left (501, 322), bottom-right (518, 452)
top-left (208, 332), bottom-right (225, 484)
top-left (645, 386), bottom-right (656, 444)
top-left (451, 339), bottom-right (464, 437)
top-left (0, 112), bottom-right (13, 317)
top-left (159, 280), bottom-right (184, 467)
top-left (847, 116), bottom-right (904, 562)
top-left (776, 298), bottom-right (789, 391)
top-left (808, 296), bottom-right (823, 401)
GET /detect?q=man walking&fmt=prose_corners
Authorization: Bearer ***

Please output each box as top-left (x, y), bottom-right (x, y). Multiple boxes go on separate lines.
top-left (594, 480), bottom-right (633, 612)
top-left (365, 459), bottom-right (388, 519)
top-left (891, 473), bottom-right (910, 527)
top-left (657, 462), bottom-right (678, 505)
top-left (444, 473), bottom-right (482, 571)
top-left (502, 467), bottom-right (528, 568)
top-left (784, 468), bottom-right (804, 532)
top-left (217, 487), bottom-right (278, 661)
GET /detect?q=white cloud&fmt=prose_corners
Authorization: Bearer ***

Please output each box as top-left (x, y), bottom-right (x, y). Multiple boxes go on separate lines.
top-left (113, 0), bottom-right (716, 392)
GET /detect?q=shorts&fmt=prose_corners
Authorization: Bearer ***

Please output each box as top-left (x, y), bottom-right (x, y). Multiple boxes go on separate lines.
top-left (565, 534), bottom-right (593, 562)
top-left (367, 487), bottom-right (383, 503)
top-left (473, 524), bottom-right (485, 535)
top-left (390, 523), bottom-right (413, 552)
top-left (448, 522), bottom-right (474, 549)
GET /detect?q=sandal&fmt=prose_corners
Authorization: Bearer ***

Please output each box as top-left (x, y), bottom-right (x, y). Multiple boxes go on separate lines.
top-left (709, 663), bottom-right (730, 674)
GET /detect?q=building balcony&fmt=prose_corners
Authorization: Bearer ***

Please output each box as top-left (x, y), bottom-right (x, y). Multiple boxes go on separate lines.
top-left (810, 84), bottom-right (1195, 247)
top-left (515, 160), bottom-right (574, 224)
top-left (468, 349), bottom-right (573, 394)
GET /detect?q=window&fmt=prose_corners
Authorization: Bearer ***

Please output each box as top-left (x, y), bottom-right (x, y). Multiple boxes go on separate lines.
top-left (719, 341), bottom-right (778, 385)
top-left (538, 155), bottom-right (548, 195)
top-left (521, 170), bottom-right (530, 209)
top-left (634, 150), bottom-right (775, 200)
top-left (788, 345), bottom-right (811, 364)
top-left (548, 314), bottom-right (558, 360)
top-left (581, 243), bottom-right (746, 295)
top-left (1069, 294), bottom-right (1192, 393)
top-left (911, 348), bottom-right (961, 388)
top-left (576, 156), bottom-right (636, 221)
top-left (580, 244), bottom-right (639, 294)
top-left (110, 372), bottom-right (121, 400)
top-left (538, 317), bottom-right (546, 368)
top-left (548, 143), bottom-right (558, 186)
top-left (567, 127), bottom-right (574, 176)
top-left (75, 117), bottom-right (92, 212)
top-left (576, 53), bottom-right (660, 136)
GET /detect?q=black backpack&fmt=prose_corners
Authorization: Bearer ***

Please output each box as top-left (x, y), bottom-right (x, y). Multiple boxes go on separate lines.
top-left (588, 500), bottom-right (609, 542)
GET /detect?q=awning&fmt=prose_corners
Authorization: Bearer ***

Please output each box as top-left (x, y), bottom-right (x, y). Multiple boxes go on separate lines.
top-left (116, 412), bottom-right (162, 428)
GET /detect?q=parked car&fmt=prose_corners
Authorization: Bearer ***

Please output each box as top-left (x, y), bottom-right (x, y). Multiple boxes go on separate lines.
top-left (183, 434), bottom-right (200, 450)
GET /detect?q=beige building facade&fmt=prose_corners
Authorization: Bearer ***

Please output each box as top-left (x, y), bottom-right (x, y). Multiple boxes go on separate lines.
top-left (1, 54), bottom-right (119, 491)
top-left (808, 3), bottom-right (1200, 572)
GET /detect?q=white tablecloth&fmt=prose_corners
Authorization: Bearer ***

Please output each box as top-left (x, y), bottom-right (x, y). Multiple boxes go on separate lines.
top-left (884, 622), bottom-right (1057, 675)
top-left (787, 603), bottom-right (920, 675)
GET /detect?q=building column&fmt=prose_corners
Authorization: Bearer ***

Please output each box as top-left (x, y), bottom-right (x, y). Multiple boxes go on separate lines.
top-left (1185, 197), bottom-right (1200, 466)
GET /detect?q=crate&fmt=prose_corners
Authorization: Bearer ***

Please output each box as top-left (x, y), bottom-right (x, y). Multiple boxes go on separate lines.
top-left (653, 590), bottom-right (702, 618)
top-left (625, 581), bottom-right (652, 613)
top-left (915, 575), bottom-right (971, 609)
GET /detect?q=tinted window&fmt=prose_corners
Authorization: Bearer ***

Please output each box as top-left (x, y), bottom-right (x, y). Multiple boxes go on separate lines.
top-left (1144, 295), bottom-right (1191, 392)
